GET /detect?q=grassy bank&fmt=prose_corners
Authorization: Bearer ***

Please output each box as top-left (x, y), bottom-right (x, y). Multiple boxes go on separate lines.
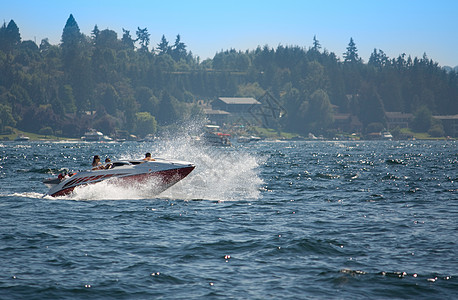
top-left (0, 130), bottom-right (77, 141)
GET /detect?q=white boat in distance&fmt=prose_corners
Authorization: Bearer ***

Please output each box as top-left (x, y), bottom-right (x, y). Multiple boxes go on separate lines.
top-left (43, 158), bottom-right (195, 197)
top-left (202, 125), bottom-right (231, 146)
top-left (15, 134), bottom-right (30, 141)
top-left (81, 129), bottom-right (112, 141)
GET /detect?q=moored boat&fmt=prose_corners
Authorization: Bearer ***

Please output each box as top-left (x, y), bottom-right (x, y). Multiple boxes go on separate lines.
top-left (202, 125), bottom-right (231, 146)
top-left (15, 134), bottom-right (30, 141)
top-left (81, 129), bottom-right (112, 141)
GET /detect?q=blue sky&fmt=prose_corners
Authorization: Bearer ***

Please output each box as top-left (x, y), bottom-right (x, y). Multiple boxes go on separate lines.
top-left (3, 0), bottom-right (458, 66)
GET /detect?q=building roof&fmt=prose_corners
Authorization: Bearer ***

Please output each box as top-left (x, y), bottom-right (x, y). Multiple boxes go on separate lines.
top-left (203, 108), bottom-right (230, 115)
top-left (218, 97), bottom-right (261, 105)
top-left (333, 113), bottom-right (351, 120)
top-left (385, 111), bottom-right (413, 118)
top-left (433, 114), bottom-right (458, 120)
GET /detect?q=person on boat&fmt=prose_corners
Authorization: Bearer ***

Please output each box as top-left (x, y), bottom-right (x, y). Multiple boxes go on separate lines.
top-left (92, 155), bottom-right (104, 170)
top-left (143, 152), bottom-right (155, 161)
top-left (104, 158), bottom-right (113, 169)
top-left (92, 155), bottom-right (101, 167)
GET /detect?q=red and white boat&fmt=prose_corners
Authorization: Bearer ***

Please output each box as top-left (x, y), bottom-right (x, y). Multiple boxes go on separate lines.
top-left (43, 158), bottom-right (195, 197)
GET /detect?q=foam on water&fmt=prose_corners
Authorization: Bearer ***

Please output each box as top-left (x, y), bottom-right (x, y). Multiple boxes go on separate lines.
top-left (1, 192), bottom-right (44, 199)
top-left (68, 180), bottom-right (142, 200)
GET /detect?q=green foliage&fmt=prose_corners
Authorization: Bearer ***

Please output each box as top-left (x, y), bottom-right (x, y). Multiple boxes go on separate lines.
top-left (343, 38), bottom-right (361, 64)
top-left (358, 82), bottom-right (386, 128)
top-left (171, 34), bottom-right (186, 61)
top-left (136, 27), bottom-right (150, 52)
top-left (157, 92), bottom-right (179, 126)
top-left (0, 15), bottom-right (456, 139)
top-left (0, 104), bottom-right (16, 129)
top-left (0, 20), bottom-right (21, 53)
top-left (428, 123), bottom-right (444, 137)
top-left (157, 35), bottom-right (171, 55)
top-left (300, 89), bottom-right (334, 133)
top-left (39, 126), bottom-right (54, 135)
top-left (411, 105), bottom-right (433, 132)
top-left (135, 112), bottom-right (157, 137)
top-left (237, 82), bottom-right (265, 98)
top-left (60, 85), bottom-right (76, 113)
top-left (366, 122), bottom-right (384, 133)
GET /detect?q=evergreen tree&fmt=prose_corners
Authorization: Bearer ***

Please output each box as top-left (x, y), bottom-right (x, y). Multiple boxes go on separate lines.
top-left (343, 37), bottom-right (360, 63)
top-left (301, 89), bottom-right (333, 133)
top-left (312, 35), bottom-right (321, 52)
top-left (121, 28), bottom-right (135, 50)
top-left (61, 14), bottom-right (81, 50)
top-left (91, 25), bottom-right (100, 42)
top-left (6, 20), bottom-right (21, 45)
top-left (61, 14), bottom-right (82, 68)
top-left (157, 91), bottom-right (178, 125)
top-left (171, 34), bottom-right (186, 61)
top-left (0, 22), bottom-right (5, 49)
top-left (0, 20), bottom-right (21, 52)
top-left (61, 14), bottom-right (92, 112)
top-left (157, 35), bottom-right (171, 55)
top-left (368, 49), bottom-right (389, 68)
top-left (136, 27), bottom-right (150, 52)
top-left (358, 82), bottom-right (386, 128)
top-left (39, 38), bottom-right (51, 52)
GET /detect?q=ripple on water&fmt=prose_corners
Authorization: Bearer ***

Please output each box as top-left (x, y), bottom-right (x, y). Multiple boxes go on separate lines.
top-left (0, 140), bottom-right (457, 298)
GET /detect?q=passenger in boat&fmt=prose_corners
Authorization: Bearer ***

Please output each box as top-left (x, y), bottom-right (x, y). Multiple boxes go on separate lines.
top-left (92, 155), bottom-right (101, 167)
top-left (104, 158), bottom-right (113, 169)
top-left (143, 152), bottom-right (155, 161)
top-left (92, 155), bottom-right (104, 170)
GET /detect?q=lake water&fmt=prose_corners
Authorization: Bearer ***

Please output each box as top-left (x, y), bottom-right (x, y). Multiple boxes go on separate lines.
top-left (0, 139), bottom-right (456, 299)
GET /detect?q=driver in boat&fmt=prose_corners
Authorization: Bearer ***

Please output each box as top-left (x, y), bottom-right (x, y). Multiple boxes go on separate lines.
top-left (143, 152), bottom-right (155, 161)
top-left (104, 158), bottom-right (113, 169)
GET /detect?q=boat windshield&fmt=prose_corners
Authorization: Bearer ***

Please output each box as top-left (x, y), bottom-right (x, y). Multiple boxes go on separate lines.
top-left (112, 161), bottom-right (131, 167)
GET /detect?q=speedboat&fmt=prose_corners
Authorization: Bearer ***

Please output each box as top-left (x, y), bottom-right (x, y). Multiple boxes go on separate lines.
top-left (81, 129), bottom-right (112, 141)
top-left (43, 158), bottom-right (195, 197)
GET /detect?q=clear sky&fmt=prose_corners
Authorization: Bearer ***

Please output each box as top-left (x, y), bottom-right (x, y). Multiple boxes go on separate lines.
top-left (2, 0), bottom-right (458, 67)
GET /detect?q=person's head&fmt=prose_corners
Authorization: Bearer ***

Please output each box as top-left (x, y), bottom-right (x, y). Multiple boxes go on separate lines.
top-left (145, 153), bottom-right (151, 158)
top-left (105, 158), bottom-right (111, 163)
top-left (92, 155), bottom-right (100, 165)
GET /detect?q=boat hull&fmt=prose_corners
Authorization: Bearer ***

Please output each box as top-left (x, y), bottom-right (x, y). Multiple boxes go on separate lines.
top-left (44, 159), bottom-right (195, 197)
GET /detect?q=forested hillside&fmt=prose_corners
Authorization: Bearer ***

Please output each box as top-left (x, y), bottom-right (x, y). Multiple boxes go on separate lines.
top-left (0, 15), bottom-right (457, 138)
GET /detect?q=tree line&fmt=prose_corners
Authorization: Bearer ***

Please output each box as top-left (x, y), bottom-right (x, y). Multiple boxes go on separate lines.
top-left (0, 15), bottom-right (457, 138)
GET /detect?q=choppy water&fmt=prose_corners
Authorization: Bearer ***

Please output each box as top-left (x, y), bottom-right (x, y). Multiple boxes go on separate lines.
top-left (0, 139), bottom-right (456, 299)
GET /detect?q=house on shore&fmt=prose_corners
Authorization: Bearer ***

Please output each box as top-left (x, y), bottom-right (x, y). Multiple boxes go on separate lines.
top-left (203, 107), bottom-right (230, 126)
top-left (433, 115), bottom-right (458, 137)
top-left (209, 97), bottom-right (262, 124)
top-left (385, 112), bottom-right (413, 130)
top-left (333, 113), bottom-right (363, 133)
